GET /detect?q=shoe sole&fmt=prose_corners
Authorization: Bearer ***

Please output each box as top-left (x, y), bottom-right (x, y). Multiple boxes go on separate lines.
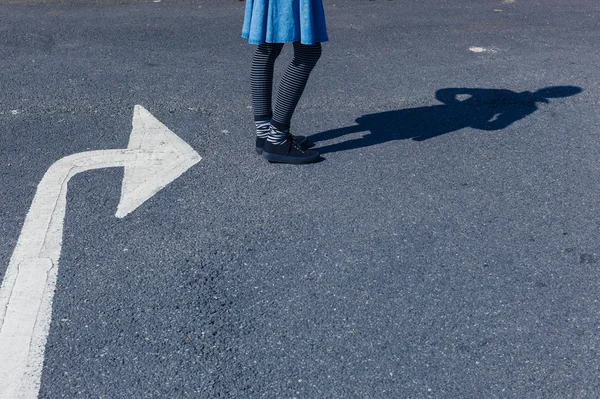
top-left (262, 151), bottom-right (319, 164)
top-left (256, 147), bottom-right (263, 155)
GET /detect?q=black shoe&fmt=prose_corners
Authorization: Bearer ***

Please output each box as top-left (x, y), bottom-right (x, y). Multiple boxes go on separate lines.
top-left (262, 136), bottom-right (319, 164)
top-left (255, 135), bottom-right (309, 155)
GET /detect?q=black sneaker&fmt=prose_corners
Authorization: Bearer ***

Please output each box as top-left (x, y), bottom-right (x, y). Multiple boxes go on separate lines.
top-left (255, 135), bottom-right (309, 155)
top-left (262, 135), bottom-right (319, 164)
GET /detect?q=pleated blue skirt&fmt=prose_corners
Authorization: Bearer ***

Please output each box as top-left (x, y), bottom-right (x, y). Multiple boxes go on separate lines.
top-left (242, 0), bottom-right (329, 45)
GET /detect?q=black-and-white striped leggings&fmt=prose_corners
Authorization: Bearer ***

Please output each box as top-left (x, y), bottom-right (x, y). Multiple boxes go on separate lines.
top-left (251, 42), bottom-right (322, 129)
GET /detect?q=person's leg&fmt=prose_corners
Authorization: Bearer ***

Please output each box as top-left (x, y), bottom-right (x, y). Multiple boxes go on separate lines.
top-left (251, 42), bottom-right (284, 149)
top-left (262, 42), bottom-right (322, 164)
top-left (269, 42), bottom-right (322, 140)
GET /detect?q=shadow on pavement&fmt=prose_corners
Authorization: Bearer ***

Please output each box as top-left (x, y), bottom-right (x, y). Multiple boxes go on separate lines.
top-left (311, 86), bottom-right (582, 155)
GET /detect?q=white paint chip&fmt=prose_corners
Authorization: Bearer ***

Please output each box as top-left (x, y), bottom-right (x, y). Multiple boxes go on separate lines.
top-left (456, 94), bottom-right (473, 101)
top-left (10, 110), bottom-right (20, 115)
top-left (469, 46), bottom-right (498, 54)
top-left (469, 47), bottom-right (486, 53)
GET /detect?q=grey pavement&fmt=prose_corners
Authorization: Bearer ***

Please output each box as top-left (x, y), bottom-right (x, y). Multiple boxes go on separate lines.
top-left (1, 0), bottom-right (600, 397)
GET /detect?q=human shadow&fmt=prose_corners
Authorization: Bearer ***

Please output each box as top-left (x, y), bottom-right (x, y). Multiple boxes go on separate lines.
top-left (311, 86), bottom-right (582, 155)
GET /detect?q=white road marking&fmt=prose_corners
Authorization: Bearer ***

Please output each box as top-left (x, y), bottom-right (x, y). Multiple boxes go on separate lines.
top-left (0, 105), bottom-right (201, 398)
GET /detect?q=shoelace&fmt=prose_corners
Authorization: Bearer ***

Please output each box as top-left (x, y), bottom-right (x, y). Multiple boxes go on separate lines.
top-left (287, 133), bottom-right (307, 153)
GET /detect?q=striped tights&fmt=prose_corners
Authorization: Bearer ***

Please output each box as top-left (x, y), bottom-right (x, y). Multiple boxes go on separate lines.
top-left (251, 42), bottom-right (322, 131)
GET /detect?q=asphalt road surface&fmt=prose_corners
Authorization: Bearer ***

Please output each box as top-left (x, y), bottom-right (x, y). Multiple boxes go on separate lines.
top-left (1, 0), bottom-right (600, 397)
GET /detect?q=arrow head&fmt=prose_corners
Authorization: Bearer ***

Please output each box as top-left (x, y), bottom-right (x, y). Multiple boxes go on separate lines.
top-left (115, 105), bottom-right (201, 218)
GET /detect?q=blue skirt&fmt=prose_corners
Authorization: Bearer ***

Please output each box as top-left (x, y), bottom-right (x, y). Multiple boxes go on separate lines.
top-left (242, 0), bottom-right (329, 45)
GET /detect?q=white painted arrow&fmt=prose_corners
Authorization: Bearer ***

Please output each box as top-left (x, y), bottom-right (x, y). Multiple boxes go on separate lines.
top-left (0, 105), bottom-right (201, 398)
